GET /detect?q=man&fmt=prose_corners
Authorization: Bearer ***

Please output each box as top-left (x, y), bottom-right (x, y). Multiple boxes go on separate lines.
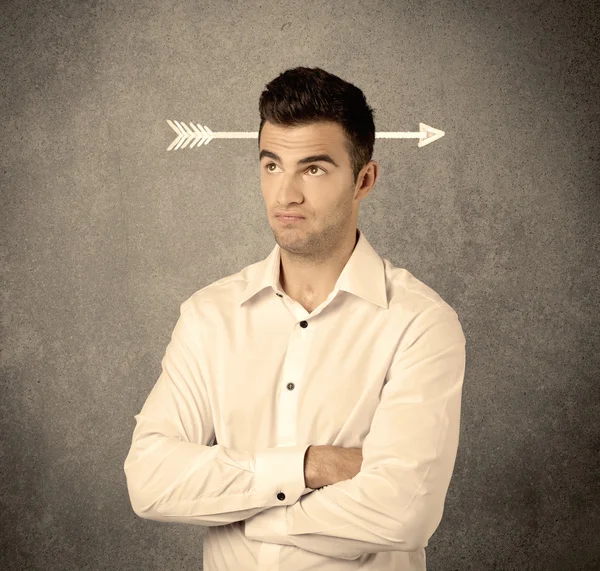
top-left (124, 66), bottom-right (466, 571)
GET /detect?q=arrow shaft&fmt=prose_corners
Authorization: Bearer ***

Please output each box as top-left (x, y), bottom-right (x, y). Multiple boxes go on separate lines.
top-left (167, 121), bottom-right (444, 150)
top-left (175, 131), bottom-right (425, 138)
top-left (204, 132), bottom-right (260, 138)
top-left (375, 132), bottom-right (425, 138)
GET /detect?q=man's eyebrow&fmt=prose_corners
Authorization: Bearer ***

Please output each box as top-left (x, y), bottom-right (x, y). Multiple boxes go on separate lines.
top-left (259, 150), bottom-right (338, 167)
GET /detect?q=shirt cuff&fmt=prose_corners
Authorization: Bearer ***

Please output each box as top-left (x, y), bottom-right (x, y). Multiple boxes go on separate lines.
top-left (254, 444), bottom-right (310, 506)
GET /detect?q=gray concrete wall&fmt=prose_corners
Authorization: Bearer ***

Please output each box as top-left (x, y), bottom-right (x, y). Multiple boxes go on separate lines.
top-left (1, 0), bottom-right (598, 569)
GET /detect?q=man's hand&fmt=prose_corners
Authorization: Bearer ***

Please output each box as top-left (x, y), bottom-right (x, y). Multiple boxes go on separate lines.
top-left (304, 445), bottom-right (363, 490)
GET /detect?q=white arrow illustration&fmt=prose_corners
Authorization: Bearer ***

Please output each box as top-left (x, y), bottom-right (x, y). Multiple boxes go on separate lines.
top-left (166, 120), bottom-right (445, 151)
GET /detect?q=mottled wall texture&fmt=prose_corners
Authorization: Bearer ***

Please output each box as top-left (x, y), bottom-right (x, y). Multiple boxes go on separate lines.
top-left (1, 0), bottom-right (598, 569)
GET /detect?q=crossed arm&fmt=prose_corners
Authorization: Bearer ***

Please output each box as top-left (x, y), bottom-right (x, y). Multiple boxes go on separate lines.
top-left (304, 445), bottom-right (363, 490)
top-left (124, 301), bottom-right (466, 560)
top-left (242, 305), bottom-right (466, 559)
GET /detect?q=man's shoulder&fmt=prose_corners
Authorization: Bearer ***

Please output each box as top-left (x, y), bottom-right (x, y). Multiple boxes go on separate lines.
top-left (383, 258), bottom-right (458, 318)
top-left (179, 261), bottom-right (255, 317)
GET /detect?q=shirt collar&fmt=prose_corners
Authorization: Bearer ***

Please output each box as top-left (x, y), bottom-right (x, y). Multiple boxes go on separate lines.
top-left (239, 228), bottom-right (389, 309)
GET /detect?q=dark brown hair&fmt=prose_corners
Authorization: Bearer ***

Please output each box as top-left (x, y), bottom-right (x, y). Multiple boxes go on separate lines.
top-left (258, 67), bottom-right (376, 184)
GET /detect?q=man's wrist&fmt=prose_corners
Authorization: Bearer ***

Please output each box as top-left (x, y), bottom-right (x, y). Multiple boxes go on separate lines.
top-left (304, 445), bottom-right (316, 488)
top-left (304, 445), bottom-right (335, 489)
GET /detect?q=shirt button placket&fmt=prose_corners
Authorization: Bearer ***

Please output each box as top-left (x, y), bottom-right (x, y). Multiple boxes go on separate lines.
top-left (274, 319), bottom-right (308, 504)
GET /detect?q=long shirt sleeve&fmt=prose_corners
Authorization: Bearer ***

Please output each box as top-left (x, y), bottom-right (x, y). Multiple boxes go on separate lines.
top-left (244, 305), bottom-right (466, 560)
top-left (123, 300), bottom-right (312, 525)
top-left (124, 228), bottom-right (466, 571)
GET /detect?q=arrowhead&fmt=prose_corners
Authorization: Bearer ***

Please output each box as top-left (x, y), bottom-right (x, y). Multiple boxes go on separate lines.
top-left (418, 123), bottom-right (445, 147)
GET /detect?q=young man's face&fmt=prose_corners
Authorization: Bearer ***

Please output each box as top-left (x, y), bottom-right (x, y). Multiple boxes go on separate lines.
top-left (259, 120), bottom-right (361, 255)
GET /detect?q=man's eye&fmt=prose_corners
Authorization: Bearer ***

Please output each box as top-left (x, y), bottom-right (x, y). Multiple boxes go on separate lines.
top-left (265, 163), bottom-right (325, 175)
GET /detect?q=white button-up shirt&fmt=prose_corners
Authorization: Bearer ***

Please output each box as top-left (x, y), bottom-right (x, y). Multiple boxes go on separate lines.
top-left (124, 228), bottom-right (466, 570)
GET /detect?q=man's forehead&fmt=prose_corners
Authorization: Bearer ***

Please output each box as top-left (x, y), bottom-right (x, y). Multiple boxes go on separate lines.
top-left (262, 121), bottom-right (343, 136)
top-left (259, 121), bottom-right (347, 153)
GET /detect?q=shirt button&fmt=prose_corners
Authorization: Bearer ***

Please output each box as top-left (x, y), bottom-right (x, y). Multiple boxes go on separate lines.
top-left (300, 320), bottom-right (308, 328)
top-left (287, 382), bottom-right (295, 390)
top-left (277, 492), bottom-right (285, 501)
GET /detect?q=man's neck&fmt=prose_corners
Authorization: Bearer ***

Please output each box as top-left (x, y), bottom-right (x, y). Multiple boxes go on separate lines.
top-left (279, 229), bottom-right (359, 301)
